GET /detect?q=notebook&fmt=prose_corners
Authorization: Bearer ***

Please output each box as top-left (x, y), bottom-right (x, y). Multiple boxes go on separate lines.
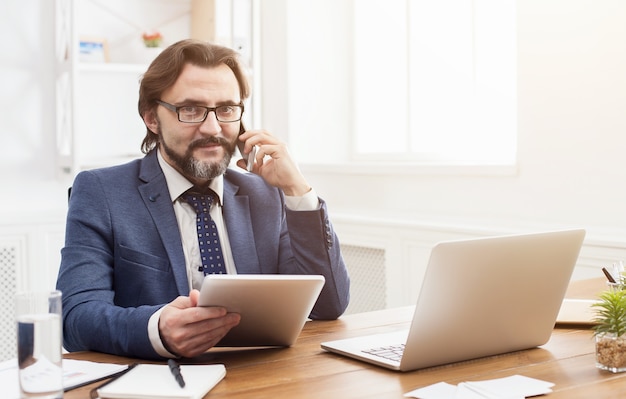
top-left (556, 298), bottom-right (599, 325)
top-left (96, 364), bottom-right (225, 399)
top-left (198, 274), bottom-right (325, 347)
top-left (321, 229), bottom-right (586, 371)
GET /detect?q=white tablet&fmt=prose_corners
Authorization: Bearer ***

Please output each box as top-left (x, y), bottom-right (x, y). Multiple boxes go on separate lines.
top-left (197, 274), bottom-right (325, 347)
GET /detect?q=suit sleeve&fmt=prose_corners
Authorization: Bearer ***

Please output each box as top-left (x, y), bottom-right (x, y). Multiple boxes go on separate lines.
top-left (283, 198), bottom-right (350, 319)
top-left (226, 170), bottom-right (351, 320)
top-left (56, 170), bottom-right (167, 360)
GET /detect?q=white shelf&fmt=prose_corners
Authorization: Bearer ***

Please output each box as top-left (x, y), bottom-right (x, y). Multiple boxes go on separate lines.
top-left (77, 62), bottom-right (148, 74)
top-left (55, 0), bottom-right (198, 177)
top-left (55, 0), bottom-right (252, 177)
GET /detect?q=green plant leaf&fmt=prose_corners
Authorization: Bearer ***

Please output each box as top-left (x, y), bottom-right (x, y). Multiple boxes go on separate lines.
top-left (592, 288), bottom-right (626, 336)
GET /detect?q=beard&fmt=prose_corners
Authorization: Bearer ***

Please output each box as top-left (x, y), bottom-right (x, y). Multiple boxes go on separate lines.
top-left (159, 126), bottom-right (237, 180)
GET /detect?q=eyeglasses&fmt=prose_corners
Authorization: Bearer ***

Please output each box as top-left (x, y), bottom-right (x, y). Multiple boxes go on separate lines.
top-left (156, 100), bottom-right (244, 123)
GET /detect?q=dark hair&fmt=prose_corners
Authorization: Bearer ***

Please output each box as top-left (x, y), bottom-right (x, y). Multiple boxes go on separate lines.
top-left (138, 39), bottom-right (250, 154)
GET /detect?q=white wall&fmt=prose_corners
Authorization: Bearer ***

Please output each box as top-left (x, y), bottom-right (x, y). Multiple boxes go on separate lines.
top-left (259, 0), bottom-right (626, 246)
top-left (3, 0), bottom-right (626, 290)
top-left (0, 0), bottom-right (68, 243)
top-left (0, 0), bottom-right (59, 183)
top-left (0, 0), bottom-right (68, 292)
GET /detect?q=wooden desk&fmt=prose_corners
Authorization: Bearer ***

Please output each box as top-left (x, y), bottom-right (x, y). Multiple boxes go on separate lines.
top-left (65, 277), bottom-right (626, 398)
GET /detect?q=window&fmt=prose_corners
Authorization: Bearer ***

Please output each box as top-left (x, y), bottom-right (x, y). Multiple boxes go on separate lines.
top-left (353, 0), bottom-right (517, 164)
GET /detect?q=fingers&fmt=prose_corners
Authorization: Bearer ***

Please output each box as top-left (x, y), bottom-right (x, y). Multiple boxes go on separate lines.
top-left (165, 312), bottom-right (241, 358)
top-left (237, 130), bottom-right (310, 195)
top-left (159, 297), bottom-right (241, 358)
top-left (235, 158), bottom-right (248, 171)
top-left (189, 289), bottom-right (200, 307)
top-left (238, 130), bottom-right (289, 165)
top-left (238, 129), bottom-right (277, 148)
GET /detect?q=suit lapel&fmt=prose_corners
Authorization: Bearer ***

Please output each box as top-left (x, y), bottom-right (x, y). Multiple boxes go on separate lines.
top-left (138, 152), bottom-right (189, 295)
top-left (223, 177), bottom-right (260, 273)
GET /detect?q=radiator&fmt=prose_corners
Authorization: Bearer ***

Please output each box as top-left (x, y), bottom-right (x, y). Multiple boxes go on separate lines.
top-left (341, 244), bottom-right (387, 314)
top-left (0, 242), bottom-right (19, 361)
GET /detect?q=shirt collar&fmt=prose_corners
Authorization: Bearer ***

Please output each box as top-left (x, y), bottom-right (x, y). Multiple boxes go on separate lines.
top-left (157, 148), bottom-right (224, 206)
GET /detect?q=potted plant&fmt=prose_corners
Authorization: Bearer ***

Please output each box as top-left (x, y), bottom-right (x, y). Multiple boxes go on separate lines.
top-left (142, 30), bottom-right (163, 48)
top-left (592, 284), bottom-right (626, 372)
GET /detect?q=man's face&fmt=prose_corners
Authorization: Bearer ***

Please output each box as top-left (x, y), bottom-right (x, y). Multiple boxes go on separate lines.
top-left (150, 63), bottom-right (241, 183)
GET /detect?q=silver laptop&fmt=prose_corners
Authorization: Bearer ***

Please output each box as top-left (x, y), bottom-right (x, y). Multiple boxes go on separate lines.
top-left (321, 229), bottom-right (586, 371)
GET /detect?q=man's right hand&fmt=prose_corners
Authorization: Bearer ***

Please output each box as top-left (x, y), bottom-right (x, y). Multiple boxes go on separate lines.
top-left (158, 289), bottom-right (241, 358)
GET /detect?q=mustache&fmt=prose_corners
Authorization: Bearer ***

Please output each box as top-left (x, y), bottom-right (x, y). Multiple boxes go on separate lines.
top-left (188, 137), bottom-right (231, 149)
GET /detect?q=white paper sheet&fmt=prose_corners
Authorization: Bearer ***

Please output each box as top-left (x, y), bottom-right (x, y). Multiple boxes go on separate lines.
top-left (405, 375), bottom-right (554, 399)
top-left (0, 358), bottom-right (128, 399)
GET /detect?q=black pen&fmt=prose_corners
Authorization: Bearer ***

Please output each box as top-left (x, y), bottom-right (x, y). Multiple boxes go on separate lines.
top-left (89, 363), bottom-right (138, 399)
top-left (168, 359), bottom-right (186, 388)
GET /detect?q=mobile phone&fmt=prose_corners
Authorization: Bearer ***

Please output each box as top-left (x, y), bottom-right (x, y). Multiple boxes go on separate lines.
top-left (237, 122), bottom-right (256, 172)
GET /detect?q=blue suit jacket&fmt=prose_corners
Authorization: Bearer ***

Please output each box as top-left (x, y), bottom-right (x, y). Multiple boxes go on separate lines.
top-left (57, 150), bottom-right (350, 359)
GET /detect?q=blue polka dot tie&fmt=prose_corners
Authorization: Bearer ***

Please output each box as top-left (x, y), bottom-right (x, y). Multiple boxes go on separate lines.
top-left (183, 191), bottom-right (226, 275)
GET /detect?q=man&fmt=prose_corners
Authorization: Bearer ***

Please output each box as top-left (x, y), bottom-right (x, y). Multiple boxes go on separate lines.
top-left (56, 39), bottom-right (350, 360)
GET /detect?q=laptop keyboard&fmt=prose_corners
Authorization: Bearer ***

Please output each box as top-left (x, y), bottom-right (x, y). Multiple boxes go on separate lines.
top-left (363, 344), bottom-right (405, 362)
